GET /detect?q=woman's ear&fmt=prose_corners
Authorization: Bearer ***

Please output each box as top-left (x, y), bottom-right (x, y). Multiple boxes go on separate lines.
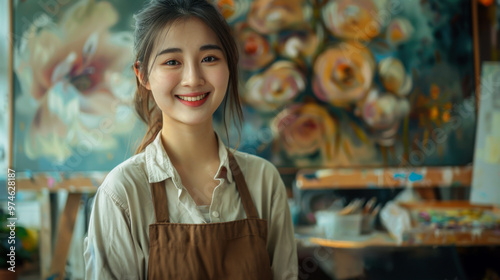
top-left (134, 61), bottom-right (151, 90)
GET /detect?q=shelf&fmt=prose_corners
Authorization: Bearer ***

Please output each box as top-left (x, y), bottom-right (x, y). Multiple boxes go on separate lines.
top-left (296, 166), bottom-right (472, 189)
top-left (308, 230), bottom-right (500, 249)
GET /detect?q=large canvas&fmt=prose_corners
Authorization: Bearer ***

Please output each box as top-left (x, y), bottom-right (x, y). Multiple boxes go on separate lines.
top-left (12, 0), bottom-right (146, 173)
top-left (212, 0), bottom-right (477, 168)
top-left (11, 0), bottom-right (478, 173)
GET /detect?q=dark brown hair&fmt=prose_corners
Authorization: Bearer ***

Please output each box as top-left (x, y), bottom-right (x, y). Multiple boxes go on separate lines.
top-left (133, 0), bottom-right (242, 153)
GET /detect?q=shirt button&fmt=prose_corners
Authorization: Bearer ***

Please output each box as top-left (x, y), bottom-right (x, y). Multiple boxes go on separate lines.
top-left (211, 211), bottom-right (220, 218)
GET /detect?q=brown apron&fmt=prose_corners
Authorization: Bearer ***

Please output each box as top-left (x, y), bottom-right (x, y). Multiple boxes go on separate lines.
top-left (147, 151), bottom-right (273, 280)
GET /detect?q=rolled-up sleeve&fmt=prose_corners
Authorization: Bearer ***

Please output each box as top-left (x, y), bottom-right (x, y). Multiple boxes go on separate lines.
top-left (267, 168), bottom-right (299, 280)
top-left (84, 186), bottom-right (145, 280)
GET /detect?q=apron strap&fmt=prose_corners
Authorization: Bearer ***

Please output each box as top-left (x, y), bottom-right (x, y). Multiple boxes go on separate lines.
top-left (227, 150), bottom-right (260, 219)
top-left (150, 181), bottom-right (170, 223)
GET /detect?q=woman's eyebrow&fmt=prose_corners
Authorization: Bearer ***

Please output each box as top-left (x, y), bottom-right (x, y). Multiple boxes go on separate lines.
top-left (200, 44), bottom-right (222, 52)
top-left (156, 44), bottom-right (222, 58)
top-left (156, 47), bottom-right (182, 57)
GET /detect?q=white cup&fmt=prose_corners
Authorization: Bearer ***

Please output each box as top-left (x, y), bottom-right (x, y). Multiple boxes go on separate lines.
top-left (315, 210), bottom-right (362, 239)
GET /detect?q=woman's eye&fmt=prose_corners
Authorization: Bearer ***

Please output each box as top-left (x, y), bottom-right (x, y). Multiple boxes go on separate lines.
top-left (202, 56), bottom-right (218, 63)
top-left (164, 60), bottom-right (179, 66)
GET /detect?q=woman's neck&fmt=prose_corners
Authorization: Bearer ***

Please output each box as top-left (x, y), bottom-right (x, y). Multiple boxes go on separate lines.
top-left (160, 118), bottom-right (220, 171)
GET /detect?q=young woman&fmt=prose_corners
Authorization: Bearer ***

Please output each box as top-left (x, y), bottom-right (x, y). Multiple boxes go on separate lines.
top-left (83, 0), bottom-right (298, 279)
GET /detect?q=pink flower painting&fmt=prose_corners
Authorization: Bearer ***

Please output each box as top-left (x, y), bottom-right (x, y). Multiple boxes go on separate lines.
top-left (357, 89), bottom-right (410, 146)
top-left (271, 103), bottom-right (336, 166)
top-left (243, 61), bottom-right (306, 112)
top-left (15, 1), bottom-right (137, 163)
top-left (235, 23), bottom-right (276, 70)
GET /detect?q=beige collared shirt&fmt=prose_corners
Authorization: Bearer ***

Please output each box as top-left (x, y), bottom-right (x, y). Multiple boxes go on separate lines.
top-left (83, 132), bottom-right (298, 280)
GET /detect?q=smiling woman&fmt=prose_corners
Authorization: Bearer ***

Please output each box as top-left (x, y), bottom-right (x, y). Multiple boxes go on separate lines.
top-left (83, 0), bottom-right (298, 279)
top-left (140, 18), bottom-right (229, 126)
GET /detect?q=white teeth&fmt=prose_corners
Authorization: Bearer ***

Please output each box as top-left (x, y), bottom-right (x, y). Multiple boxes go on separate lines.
top-left (178, 93), bottom-right (208, 102)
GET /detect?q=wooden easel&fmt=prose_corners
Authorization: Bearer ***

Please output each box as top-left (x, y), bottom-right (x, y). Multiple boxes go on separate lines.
top-left (17, 175), bottom-right (102, 280)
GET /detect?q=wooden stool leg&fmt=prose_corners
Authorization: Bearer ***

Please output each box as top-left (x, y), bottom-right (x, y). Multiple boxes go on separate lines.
top-left (48, 193), bottom-right (82, 280)
top-left (40, 190), bottom-right (52, 279)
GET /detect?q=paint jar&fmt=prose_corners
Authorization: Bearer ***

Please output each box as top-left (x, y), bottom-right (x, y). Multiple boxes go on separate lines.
top-left (315, 210), bottom-right (362, 239)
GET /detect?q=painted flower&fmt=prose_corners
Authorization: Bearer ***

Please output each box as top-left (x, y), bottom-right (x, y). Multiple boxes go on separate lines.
top-left (277, 28), bottom-right (321, 59)
top-left (210, 0), bottom-right (249, 23)
top-left (322, 0), bottom-right (388, 41)
top-left (248, 0), bottom-right (312, 34)
top-left (271, 103), bottom-right (336, 164)
top-left (357, 89), bottom-right (410, 146)
top-left (235, 23), bottom-right (275, 71)
top-left (386, 18), bottom-right (414, 46)
top-left (378, 57), bottom-right (413, 96)
top-left (15, 1), bottom-right (136, 162)
top-left (243, 61), bottom-right (306, 111)
top-left (313, 41), bottom-right (376, 106)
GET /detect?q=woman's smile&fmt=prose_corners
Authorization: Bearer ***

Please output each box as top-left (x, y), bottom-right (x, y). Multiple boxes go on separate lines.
top-left (175, 92), bottom-right (211, 107)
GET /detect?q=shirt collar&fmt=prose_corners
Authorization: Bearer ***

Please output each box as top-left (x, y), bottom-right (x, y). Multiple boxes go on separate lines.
top-left (145, 131), bottom-right (233, 186)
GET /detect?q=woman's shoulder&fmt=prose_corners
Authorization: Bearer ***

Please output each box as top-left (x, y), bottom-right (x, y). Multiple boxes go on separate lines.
top-left (98, 153), bottom-right (149, 204)
top-left (231, 150), bottom-right (281, 181)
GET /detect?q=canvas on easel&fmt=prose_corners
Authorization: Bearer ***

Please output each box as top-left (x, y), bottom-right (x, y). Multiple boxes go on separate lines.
top-left (11, 0), bottom-right (146, 174)
top-left (471, 62), bottom-right (500, 206)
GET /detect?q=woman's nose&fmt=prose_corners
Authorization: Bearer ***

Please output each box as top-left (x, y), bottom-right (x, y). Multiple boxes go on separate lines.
top-left (181, 63), bottom-right (205, 87)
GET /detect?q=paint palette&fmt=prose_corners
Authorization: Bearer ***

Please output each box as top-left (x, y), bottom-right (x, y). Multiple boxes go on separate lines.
top-left (414, 208), bottom-right (500, 230)
top-left (399, 201), bottom-right (500, 245)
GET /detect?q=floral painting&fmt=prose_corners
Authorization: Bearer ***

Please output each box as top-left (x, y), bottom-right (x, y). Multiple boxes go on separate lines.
top-left (212, 0), bottom-right (477, 168)
top-left (11, 0), bottom-right (478, 172)
top-left (13, 0), bottom-right (146, 172)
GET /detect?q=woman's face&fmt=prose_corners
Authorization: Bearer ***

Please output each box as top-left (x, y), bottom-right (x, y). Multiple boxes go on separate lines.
top-left (143, 17), bottom-right (229, 127)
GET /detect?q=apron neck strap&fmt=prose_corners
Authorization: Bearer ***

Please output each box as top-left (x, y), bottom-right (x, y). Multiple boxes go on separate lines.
top-left (227, 150), bottom-right (259, 219)
top-left (151, 181), bottom-right (170, 223)
top-left (149, 149), bottom-right (260, 223)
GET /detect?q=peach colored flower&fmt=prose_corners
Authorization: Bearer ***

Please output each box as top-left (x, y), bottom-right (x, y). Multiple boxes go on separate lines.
top-left (235, 23), bottom-right (275, 70)
top-left (15, 1), bottom-right (137, 162)
top-left (386, 18), bottom-right (414, 46)
top-left (243, 61), bottom-right (305, 111)
top-left (322, 0), bottom-right (388, 41)
top-left (271, 103), bottom-right (336, 163)
top-left (378, 57), bottom-right (413, 96)
top-left (248, 0), bottom-right (312, 34)
top-left (313, 41), bottom-right (375, 106)
top-left (357, 89), bottom-right (410, 146)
